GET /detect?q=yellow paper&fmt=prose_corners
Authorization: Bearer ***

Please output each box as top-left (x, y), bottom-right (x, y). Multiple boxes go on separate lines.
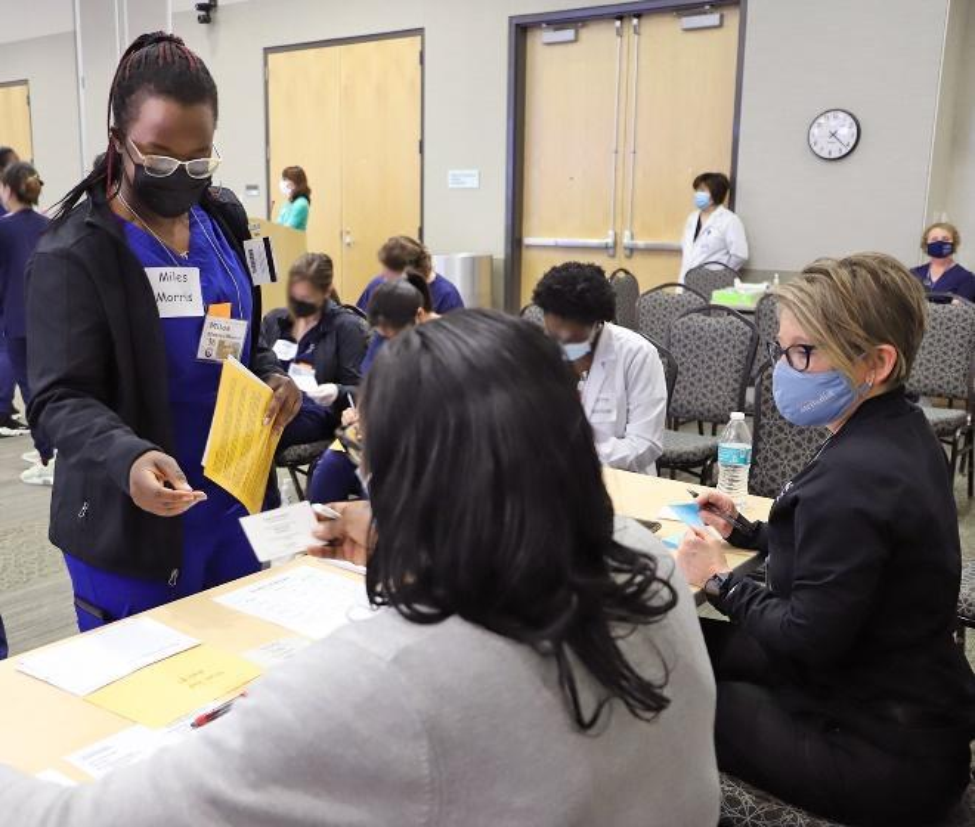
top-left (85, 645), bottom-right (262, 729)
top-left (329, 439), bottom-right (345, 453)
top-left (203, 358), bottom-right (282, 513)
top-left (208, 302), bottom-right (232, 319)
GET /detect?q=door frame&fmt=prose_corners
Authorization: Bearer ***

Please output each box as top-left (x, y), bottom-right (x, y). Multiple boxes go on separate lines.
top-left (504, 1), bottom-right (747, 311)
top-left (0, 79), bottom-right (34, 162)
top-left (263, 29), bottom-right (425, 238)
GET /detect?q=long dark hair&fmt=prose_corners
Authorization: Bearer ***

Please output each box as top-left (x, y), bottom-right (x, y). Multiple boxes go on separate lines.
top-left (360, 310), bottom-right (678, 729)
top-left (53, 32), bottom-right (218, 222)
top-left (282, 165), bottom-right (311, 203)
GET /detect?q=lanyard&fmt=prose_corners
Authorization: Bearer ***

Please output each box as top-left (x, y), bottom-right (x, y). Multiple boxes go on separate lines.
top-left (192, 210), bottom-right (244, 321)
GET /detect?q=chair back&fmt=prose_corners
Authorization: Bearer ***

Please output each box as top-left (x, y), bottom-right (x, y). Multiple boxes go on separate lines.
top-left (906, 300), bottom-right (975, 402)
top-left (520, 303), bottom-right (545, 328)
top-left (665, 304), bottom-right (757, 424)
top-left (608, 268), bottom-right (640, 331)
top-left (643, 334), bottom-right (677, 414)
top-left (684, 261), bottom-right (738, 300)
top-left (749, 360), bottom-right (830, 499)
top-left (636, 282), bottom-right (708, 344)
top-left (752, 292), bottom-right (778, 378)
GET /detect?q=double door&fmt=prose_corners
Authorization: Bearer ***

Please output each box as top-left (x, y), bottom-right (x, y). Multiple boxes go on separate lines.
top-left (519, 8), bottom-right (741, 306)
top-left (267, 33), bottom-right (422, 303)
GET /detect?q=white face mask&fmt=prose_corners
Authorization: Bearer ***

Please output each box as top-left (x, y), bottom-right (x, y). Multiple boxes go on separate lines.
top-left (279, 179), bottom-right (294, 197)
top-left (560, 324), bottom-right (599, 362)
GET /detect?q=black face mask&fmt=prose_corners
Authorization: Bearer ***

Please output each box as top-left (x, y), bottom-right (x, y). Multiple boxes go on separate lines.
top-left (130, 163), bottom-right (210, 219)
top-left (289, 298), bottom-right (321, 318)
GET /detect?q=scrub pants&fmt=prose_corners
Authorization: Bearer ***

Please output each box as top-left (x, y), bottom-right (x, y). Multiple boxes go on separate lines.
top-left (6, 336), bottom-right (52, 457)
top-left (64, 489), bottom-right (260, 632)
top-left (0, 334), bottom-right (15, 416)
top-left (703, 619), bottom-right (971, 826)
top-left (307, 449), bottom-right (363, 505)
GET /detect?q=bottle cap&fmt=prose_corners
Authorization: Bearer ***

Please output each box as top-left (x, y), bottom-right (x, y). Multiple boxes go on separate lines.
top-left (731, 412), bottom-right (745, 421)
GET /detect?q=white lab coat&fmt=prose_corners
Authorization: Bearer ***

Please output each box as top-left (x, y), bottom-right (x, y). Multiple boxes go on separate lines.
top-left (581, 323), bottom-right (667, 475)
top-left (679, 205), bottom-right (749, 281)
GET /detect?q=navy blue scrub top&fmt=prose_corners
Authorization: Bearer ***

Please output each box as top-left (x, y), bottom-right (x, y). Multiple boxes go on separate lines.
top-left (910, 263), bottom-right (975, 302)
top-left (0, 208), bottom-right (49, 338)
top-left (122, 206), bottom-right (253, 489)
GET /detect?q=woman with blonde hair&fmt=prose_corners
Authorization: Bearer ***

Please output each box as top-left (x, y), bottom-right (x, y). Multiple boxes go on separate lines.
top-left (910, 221), bottom-right (974, 301)
top-left (677, 253), bottom-right (975, 825)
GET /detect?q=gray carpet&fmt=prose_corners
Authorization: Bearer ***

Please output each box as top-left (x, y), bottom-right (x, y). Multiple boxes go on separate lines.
top-left (0, 428), bottom-right (972, 659)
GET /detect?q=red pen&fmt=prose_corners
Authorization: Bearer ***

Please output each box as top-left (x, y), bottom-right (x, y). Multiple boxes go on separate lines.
top-left (191, 691), bottom-right (247, 729)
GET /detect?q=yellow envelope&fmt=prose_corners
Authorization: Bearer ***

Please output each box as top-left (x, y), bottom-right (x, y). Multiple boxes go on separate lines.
top-left (85, 645), bottom-right (262, 729)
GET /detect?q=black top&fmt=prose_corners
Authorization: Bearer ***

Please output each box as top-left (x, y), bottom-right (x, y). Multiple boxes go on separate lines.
top-left (259, 303), bottom-right (367, 400)
top-left (719, 389), bottom-right (975, 744)
top-left (26, 187), bottom-right (284, 580)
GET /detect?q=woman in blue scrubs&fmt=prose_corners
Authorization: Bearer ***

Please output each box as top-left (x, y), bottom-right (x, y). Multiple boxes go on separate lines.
top-left (910, 222), bottom-right (975, 302)
top-left (27, 33), bottom-right (300, 630)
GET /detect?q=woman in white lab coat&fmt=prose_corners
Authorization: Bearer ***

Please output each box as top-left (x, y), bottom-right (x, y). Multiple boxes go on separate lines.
top-left (680, 172), bottom-right (749, 282)
top-left (533, 262), bottom-right (667, 475)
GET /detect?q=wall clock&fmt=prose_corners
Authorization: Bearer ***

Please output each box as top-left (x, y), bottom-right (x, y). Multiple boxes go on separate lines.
top-left (808, 109), bottom-right (860, 161)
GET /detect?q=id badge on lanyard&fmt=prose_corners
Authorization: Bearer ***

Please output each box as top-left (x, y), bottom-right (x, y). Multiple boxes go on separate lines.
top-left (197, 303), bottom-right (248, 364)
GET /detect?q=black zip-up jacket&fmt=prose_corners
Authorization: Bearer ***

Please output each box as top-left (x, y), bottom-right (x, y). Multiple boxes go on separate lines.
top-left (718, 389), bottom-right (975, 748)
top-left (25, 187), bottom-right (284, 581)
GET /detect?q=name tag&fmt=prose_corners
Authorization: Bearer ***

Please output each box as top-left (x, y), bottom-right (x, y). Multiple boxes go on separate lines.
top-left (145, 267), bottom-right (204, 318)
top-left (197, 316), bottom-right (249, 363)
top-left (272, 339), bottom-right (299, 362)
top-left (287, 362), bottom-right (318, 394)
top-left (242, 237), bottom-right (278, 285)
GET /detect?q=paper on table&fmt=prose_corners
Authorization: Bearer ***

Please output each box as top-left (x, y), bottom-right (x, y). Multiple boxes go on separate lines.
top-left (65, 726), bottom-right (168, 780)
top-left (85, 644), bottom-right (262, 729)
top-left (202, 357), bottom-right (282, 514)
top-left (658, 502), bottom-right (705, 528)
top-left (239, 501), bottom-right (321, 563)
top-left (17, 617), bottom-right (199, 696)
top-left (35, 769), bottom-right (78, 786)
top-left (214, 564), bottom-right (372, 640)
top-left (242, 636), bottom-right (312, 669)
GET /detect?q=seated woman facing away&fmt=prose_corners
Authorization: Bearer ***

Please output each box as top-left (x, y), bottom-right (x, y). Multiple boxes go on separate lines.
top-left (910, 221), bottom-right (975, 302)
top-left (676, 253), bottom-right (975, 827)
top-left (533, 262), bottom-right (667, 475)
top-left (356, 234), bottom-right (464, 315)
top-left (0, 310), bottom-right (720, 826)
top-left (308, 271), bottom-right (438, 505)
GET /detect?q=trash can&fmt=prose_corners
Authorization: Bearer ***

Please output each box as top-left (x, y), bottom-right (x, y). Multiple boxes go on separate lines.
top-left (433, 253), bottom-right (495, 309)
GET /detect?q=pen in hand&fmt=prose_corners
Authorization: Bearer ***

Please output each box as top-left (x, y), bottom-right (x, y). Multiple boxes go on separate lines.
top-left (686, 488), bottom-right (749, 534)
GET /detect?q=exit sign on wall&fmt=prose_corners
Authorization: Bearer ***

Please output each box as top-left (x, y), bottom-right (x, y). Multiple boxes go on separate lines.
top-left (448, 170), bottom-right (480, 189)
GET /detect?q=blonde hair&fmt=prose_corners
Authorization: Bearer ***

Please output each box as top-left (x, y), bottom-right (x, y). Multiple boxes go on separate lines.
top-left (774, 253), bottom-right (926, 387)
top-left (921, 222), bottom-right (960, 250)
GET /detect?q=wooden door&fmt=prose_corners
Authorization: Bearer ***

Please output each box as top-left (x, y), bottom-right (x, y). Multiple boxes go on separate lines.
top-left (267, 35), bottom-right (422, 304)
top-left (624, 8), bottom-right (740, 285)
top-left (0, 81), bottom-right (33, 163)
top-left (518, 7), bottom-right (741, 304)
top-left (339, 36), bottom-right (422, 303)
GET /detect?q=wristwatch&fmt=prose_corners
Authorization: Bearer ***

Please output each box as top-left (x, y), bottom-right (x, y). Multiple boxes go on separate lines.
top-left (703, 571), bottom-right (734, 605)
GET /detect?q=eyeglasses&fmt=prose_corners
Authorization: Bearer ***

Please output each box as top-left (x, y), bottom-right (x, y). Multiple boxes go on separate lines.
top-left (766, 340), bottom-right (818, 372)
top-left (126, 137), bottom-right (222, 179)
top-left (335, 424), bottom-right (363, 468)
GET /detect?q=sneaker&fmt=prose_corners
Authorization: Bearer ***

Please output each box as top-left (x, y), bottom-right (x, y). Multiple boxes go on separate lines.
top-left (21, 461), bottom-right (55, 487)
top-left (21, 449), bottom-right (41, 464)
top-left (0, 414), bottom-right (28, 436)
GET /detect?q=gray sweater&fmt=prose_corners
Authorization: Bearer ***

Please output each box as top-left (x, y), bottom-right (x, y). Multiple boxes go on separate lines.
top-left (0, 524), bottom-right (719, 825)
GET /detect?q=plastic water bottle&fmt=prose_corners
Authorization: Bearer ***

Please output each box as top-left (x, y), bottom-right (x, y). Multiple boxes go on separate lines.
top-left (717, 412), bottom-right (752, 508)
top-left (773, 272), bottom-right (781, 287)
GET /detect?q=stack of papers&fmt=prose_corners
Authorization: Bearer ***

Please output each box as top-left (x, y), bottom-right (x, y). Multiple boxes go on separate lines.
top-left (239, 501), bottom-right (320, 563)
top-left (17, 618), bottom-right (199, 696)
top-left (214, 564), bottom-right (372, 640)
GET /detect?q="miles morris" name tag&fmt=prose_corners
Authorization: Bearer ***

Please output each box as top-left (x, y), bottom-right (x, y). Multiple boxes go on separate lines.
top-left (144, 267), bottom-right (205, 318)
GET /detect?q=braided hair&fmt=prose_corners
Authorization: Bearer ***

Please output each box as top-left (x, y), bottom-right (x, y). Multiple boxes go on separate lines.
top-left (53, 32), bottom-right (217, 221)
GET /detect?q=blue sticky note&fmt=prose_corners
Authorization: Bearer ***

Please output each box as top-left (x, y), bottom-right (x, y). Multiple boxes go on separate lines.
top-left (662, 534), bottom-right (682, 550)
top-left (667, 502), bottom-right (705, 528)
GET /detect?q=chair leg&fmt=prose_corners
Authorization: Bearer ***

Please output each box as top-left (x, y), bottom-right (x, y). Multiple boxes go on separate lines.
top-left (949, 436), bottom-right (960, 481)
top-left (289, 467), bottom-right (306, 501)
top-left (698, 421), bottom-right (704, 436)
top-left (967, 432), bottom-right (974, 499)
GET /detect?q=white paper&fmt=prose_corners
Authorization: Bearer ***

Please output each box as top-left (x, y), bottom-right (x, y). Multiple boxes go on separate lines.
top-left (242, 237), bottom-right (278, 285)
top-left (287, 363), bottom-right (318, 394)
top-left (239, 501), bottom-right (321, 563)
top-left (273, 339), bottom-right (299, 361)
top-left (144, 267), bottom-right (204, 318)
top-left (243, 636), bottom-right (312, 669)
top-left (65, 726), bottom-right (167, 780)
top-left (447, 169), bottom-right (480, 189)
top-left (35, 769), bottom-right (78, 786)
top-left (214, 565), bottom-right (372, 640)
top-left (18, 618), bottom-right (200, 696)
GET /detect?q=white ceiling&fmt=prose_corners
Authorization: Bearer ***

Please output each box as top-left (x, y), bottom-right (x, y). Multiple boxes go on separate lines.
top-left (0, 0), bottom-right (248, 44)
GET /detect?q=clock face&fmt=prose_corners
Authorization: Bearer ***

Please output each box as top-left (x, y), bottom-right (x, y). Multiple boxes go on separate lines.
top-left (808, 109), bottom-right (860, 160)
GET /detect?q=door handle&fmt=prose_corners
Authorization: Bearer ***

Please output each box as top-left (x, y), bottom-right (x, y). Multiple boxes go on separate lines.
top-left (343, 230), bottom-right (354, 247)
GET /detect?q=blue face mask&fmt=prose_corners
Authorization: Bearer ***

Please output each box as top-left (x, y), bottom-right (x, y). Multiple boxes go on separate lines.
top-left (560, 325), bottom-right (598, 362)
top-left (694, 191), bottom-right (711, 210)
top-left (927, 240), bottom-right (954, 259)
top-left (772, 360), bottom-right (869, 427)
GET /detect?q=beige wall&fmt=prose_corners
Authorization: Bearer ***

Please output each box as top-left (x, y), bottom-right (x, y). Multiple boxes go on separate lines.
top-left (0, 30), bottom-right (81, 211)
top-left (946, 0), bottom-right (975, 270)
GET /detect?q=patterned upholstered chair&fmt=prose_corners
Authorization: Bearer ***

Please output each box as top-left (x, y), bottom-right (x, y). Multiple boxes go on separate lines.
top-left (684, 261), bottom-right (739, 301)
top-left (658, 305), bottom-right (758, 483)
top-left (608, 268), bottom-right (640, 331)
top-left (645, 335), bottom-right (677, 408)
top-left (958, 560), bottom-right (975, 644)
top-left (636, 282), bottom-right (708, 346)
top-left (749, 360), bottom-right (830, 500)
top-left (275, 441), bottom-right (332, 501)
top-left (906, 300), bottom-right (975, 497)
top-left (519, 303), bottom-right (545, 327)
